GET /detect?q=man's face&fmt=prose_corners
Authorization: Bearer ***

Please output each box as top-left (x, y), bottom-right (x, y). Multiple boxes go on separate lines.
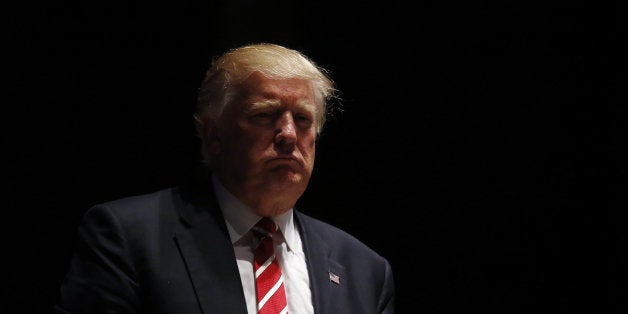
top-left (206, 72), bottom-right (319, 214)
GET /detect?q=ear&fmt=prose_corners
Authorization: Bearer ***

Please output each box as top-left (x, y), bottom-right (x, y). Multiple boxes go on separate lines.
top-left (194, 114), bottom-right (221, 159)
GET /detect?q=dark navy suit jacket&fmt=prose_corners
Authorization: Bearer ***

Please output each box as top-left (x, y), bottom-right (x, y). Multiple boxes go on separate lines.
top-left (54, 173), bottom-right (395, 313)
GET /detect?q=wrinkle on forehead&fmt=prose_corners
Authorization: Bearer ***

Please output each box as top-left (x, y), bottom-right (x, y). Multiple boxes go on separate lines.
top-left (232, 72), bottom-right (323, 129)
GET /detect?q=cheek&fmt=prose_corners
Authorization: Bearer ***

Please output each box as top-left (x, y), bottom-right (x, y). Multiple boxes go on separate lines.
top-left (217, 127), bottom-right (251, 156)
top-left (245, 131), bottom-right (275, 150)
top-left (230, 130), bottom-right (276, 161)
top-left (300, 137), bottom-right (317, 162)
top-left (207, 140), bottom-right (221, 155)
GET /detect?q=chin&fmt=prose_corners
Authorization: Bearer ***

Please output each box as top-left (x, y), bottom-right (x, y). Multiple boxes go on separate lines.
top-left (274, 172), bottom-right (303, 185)
top-left (267, 169), bottom-right (308, 189)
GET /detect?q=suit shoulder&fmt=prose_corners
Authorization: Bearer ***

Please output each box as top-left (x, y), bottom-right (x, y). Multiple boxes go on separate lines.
top-left (295, 212), bottom-right (346, 236)
top-left (100, 188), bottom-right (175, 209)
top-left (295, 211), bottom-right (385, 259)
top-left (82, 187), bottom-right (179, 224)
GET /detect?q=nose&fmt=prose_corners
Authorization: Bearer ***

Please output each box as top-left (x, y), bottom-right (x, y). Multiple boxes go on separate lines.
top-left (274, 111), bottom-right (297, 146)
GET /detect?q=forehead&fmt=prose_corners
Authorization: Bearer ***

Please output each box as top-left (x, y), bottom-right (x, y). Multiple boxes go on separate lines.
top-left (237, 72), bottom-right (317, 107)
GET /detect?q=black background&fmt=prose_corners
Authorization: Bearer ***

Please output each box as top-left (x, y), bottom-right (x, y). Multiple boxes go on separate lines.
top-left (5, 1), bottom-right (627, 313)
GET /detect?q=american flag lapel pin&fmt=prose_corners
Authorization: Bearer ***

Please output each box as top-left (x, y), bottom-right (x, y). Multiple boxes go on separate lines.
top-left (329, 271), bottom-right (340, 285)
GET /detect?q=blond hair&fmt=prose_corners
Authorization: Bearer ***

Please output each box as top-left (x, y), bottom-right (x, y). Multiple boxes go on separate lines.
top-left (195, 43), bottom-right (338, 135)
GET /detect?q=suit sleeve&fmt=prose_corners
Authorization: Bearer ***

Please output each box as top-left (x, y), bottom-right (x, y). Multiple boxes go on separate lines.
top-left (54, 205), bottom-right (140, 314)
top-left (378, 258), bottom-right (395, 314)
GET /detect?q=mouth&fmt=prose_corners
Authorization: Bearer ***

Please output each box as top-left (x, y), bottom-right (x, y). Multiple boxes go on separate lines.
top-left (267, 157), bottom-right (303, 169)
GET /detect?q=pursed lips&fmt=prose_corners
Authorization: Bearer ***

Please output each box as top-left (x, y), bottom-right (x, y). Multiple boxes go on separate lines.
top-left (266, 156), bottom-right (303, 168)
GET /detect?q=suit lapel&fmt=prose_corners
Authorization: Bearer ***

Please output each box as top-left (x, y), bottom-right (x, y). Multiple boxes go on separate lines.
top-left (173, 183), bottom-right (247, 314)
top-left (295, 212), bottom-right (347, 314)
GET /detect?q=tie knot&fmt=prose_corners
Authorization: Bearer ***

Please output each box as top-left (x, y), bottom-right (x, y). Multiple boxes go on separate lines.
top-left (252, 217), bottom-right (278, 238)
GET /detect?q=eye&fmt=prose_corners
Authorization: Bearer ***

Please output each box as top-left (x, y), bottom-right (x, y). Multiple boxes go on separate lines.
top-left (295, 114), bottom-right (309, 121)
top-left (249, 111), bottom-right (275, 125)
top-left (253, 112), bottom-right (272, 118)
top-left (250, 110), bottom-right (276, 119)
top-left (294, 113), bottom-right (313, 127)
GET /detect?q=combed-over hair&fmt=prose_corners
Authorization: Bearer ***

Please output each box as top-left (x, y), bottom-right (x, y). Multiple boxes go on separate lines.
top-left (195, 43), bottom-right (338, 136)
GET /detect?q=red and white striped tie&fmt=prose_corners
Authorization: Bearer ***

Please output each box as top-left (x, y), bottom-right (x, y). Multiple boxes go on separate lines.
top-left (252, 218), bottom-right (288, 314)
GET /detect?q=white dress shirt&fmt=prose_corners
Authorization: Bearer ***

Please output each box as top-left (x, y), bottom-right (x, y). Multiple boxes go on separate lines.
top-left (212, 175), bottom-right (314, 314)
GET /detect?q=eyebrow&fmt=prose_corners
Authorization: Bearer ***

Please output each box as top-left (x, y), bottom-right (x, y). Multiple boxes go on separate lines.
top-left (246, 99), bottom-right (281, 112)
top-left (246, 99), bottom-right (317, 113)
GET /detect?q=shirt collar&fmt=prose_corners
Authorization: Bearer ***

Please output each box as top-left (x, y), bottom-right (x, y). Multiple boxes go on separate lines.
top-left (211, 174), bottom-right (298, 251)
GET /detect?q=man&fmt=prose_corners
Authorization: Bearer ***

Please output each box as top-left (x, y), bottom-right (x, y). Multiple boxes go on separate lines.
top-left (54, 43), bottom-right (395, 314)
